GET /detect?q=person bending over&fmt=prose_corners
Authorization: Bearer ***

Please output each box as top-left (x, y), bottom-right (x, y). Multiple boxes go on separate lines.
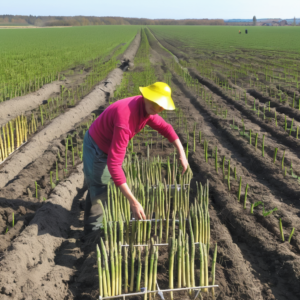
top-left (83, 82), bottom-right (188, 234)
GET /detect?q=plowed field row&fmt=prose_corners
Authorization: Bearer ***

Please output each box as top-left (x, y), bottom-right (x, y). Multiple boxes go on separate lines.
top-left (149, 27), bottom-right (300, 299)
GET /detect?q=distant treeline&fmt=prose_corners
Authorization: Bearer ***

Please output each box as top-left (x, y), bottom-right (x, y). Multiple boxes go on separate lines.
top-left (0, 15), bottom-right (225, 26)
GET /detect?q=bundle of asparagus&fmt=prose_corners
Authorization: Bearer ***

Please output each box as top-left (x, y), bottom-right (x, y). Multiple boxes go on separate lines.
top-left (92, 166), bottom-right (210, 249)
top-left (168, 223), bottom-right (217, 299)
top-left (0, 115), bottom-right (30, 162)
top-left (97, 237), bottom-right (160, 298)
top-left (97, 238), bottom-right (122, 297)
top-left (93, 152), bottom-right (216, 298)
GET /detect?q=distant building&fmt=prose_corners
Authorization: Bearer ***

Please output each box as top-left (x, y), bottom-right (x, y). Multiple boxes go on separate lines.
top-left (278, 20), bottom-right (288, 26)
top-left (262, 20), bottom-right (287, 26)
top-left (262, 22), bottom-right (274, 26)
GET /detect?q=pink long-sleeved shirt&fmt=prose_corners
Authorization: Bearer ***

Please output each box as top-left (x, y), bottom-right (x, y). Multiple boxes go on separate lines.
top-left (89, 95), bottom-right (178, 186)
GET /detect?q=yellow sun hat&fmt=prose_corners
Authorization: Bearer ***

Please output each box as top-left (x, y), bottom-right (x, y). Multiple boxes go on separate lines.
top-left (139, 82), bottom-right (175, 110)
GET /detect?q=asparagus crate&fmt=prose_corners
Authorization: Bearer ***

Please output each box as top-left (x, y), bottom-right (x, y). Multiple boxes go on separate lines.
top-left (93, 147), bottom-right (216, 299)
top-left (98, 285), bottom-right (219, 300)
top-left (96, 236), bottom-right (218, 300)
top-left (92, 179), bottom-right (210, 247)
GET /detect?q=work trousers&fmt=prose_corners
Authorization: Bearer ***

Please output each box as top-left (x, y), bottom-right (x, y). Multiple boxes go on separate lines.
top-left (83, 131), bottom-right (111, 234)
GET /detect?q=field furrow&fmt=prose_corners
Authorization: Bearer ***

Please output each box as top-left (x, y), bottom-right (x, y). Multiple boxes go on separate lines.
top-left (189, 70), bottom-right (300, 154)
top-left (247, 89), bottom-right (300, 122)
top-left (166, 71), bottom-right (300, 299)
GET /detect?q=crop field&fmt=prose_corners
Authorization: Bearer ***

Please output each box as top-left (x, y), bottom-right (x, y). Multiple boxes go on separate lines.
top-left (0, 26), bottom-right (138, 102)
top-left (0, 25), bottom-right (300, 300)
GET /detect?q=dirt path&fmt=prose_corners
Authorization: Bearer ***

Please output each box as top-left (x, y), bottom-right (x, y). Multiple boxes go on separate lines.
top-left (0, 33), bottom-right (141, 189)
top-left (0, 164), bottom-right (84, 299)
top-left (0, 81), bottom-right (63, 126)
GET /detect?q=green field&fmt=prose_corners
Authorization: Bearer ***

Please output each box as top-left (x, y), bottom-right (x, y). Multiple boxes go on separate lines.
top-left (150, 25), bottom-right (300, 99)
top-left (0, 26), bottom-right (139, 101)
top-left (150, 26), bottom-right (300, 53)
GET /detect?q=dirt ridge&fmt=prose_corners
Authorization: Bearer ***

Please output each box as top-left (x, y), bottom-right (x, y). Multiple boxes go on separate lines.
top-left (247, 89), bottom-right (300, 122)
top-left (0, 81), bottom-right (63, 126)
top-left (189, 69), bottom-right (300, 155)
top-left (0, 164), bottom-right (84, 299)
top-left (172, 73), bottom-right (300, 203)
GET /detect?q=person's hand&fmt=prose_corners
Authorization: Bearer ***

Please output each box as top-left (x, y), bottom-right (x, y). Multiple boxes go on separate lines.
top-left (172, 139), bottom-right (189, 175)
top-left (130, 199), bottom-right (146, 220)
top-left (118, 183), bottom-right (146, 220)
top-left (179, 154), bottom-right (189, 175)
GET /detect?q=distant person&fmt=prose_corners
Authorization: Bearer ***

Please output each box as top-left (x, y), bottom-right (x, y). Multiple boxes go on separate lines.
top-left (245, 29), bottom-right (248, 34)
top-left (239, 30), bottom-right (241, 34)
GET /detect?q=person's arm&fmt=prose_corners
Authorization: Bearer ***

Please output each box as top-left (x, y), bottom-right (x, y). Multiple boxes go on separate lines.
top-left (119, 183), bottom-right (146, 219)
top-left (106, 126), bottom-right (129, 186)
top-left (173, 138), bottom-right (189, 174)
top-left (147, 115), bottom-right (178, 142)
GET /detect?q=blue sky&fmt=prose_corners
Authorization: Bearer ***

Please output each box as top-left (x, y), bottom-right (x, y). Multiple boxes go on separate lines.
top-left (2, 0), bottom-right (299, 19)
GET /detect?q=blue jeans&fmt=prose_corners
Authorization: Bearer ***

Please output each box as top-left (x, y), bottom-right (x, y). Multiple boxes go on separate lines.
top-left (83, 131), bottom-right (111, 233)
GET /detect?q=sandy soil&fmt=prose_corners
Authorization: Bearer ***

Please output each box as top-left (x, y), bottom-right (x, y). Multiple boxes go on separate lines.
top-left (0, 164), bottom-right (84, 299)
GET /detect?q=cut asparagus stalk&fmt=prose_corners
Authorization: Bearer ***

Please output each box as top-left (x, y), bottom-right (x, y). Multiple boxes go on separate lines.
top-left (96, 244), bottom-right (103, 297)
